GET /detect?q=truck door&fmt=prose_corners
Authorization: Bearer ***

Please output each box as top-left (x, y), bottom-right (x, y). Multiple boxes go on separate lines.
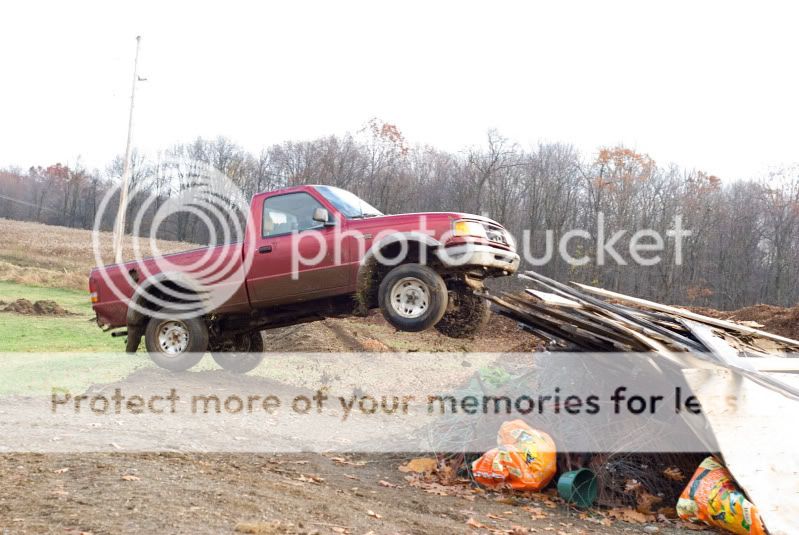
top-left (245, 191), bottom-right (348, 307)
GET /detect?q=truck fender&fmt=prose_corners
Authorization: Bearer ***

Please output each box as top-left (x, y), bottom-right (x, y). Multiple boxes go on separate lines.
top-left (126, 272), bottom-right (208, 327)
top-left (354, 232), bottom-right (442, 314)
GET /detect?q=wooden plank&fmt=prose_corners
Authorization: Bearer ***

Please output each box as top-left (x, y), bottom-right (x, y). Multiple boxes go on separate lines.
top-left (573, 282), bottom-right (799, 348)
top-left (503, 294), bottom-right (643, 349)
top-left (525, 289), bottom-right (583, 308)
top-left (683, 369), bottom-right (799, 535)
top-left (521, 272), bottom-right (707, 352)
top-left (748, 359), bottom-right (799, 372)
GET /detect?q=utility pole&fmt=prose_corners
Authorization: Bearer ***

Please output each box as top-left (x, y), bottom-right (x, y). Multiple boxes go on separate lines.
top-left (113, 35), bottom-right (142, 264)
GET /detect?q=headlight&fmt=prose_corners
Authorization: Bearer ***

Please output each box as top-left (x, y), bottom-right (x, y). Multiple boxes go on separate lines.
top-left (453, 219), bottom-right (488, 238)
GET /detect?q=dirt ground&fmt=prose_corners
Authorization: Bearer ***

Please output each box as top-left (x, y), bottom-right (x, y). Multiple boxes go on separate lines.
top-left (0, 451), bottom-right (714, 535)
top-left (0, 312), bottom-right (720, 534)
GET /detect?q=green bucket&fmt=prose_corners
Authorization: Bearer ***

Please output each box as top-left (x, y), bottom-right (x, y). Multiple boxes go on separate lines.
top-left (557, 468), bottom-right (598, 508)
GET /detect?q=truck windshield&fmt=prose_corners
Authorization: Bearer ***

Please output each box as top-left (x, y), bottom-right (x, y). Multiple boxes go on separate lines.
top-left (315, 185), bottom-right (384, 219)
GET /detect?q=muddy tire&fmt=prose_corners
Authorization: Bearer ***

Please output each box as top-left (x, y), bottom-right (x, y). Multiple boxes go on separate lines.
top-left (434, 283), bottom-right (491, 338)
top-left (211, 332), bottom-right (265, 374)
top-left (378, 263), bottom-right (448, 332)
top-left (144, 311), bottom-right (208, 372)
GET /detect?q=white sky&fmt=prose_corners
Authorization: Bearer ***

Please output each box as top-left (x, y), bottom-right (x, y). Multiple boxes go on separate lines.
top-left (1, 0), bottom-right (797, 180)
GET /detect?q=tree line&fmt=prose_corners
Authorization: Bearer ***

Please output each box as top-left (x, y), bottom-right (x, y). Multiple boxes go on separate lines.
top-left (1, 119), bottom-right (797, 310)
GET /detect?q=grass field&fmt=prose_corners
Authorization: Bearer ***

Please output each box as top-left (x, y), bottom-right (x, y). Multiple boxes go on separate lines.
top-left (0, 218), bottom-right (192, 291)
top-left (0, 218), bottom-right (193, 353)
top-left (0, 280), bottom-right (151, 394)
top-left (0, 281), bottom-right (119, 351)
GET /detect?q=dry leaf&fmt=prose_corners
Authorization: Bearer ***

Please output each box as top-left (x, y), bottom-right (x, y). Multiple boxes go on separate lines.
top-left (366, 510), bottom-right (382, 520)
top-left (121, 474), bottom-right (140, 481)
top-left (295, 474), bottom-right (324, 484)
top-left (330, 456), bottom-right (366, 467)
top-left (608, 507), bottom-right (653, 523)
top-left (487, 513), bottom-right (503, 520)
top-left (657, 506), bottom-right (678, 519)
top-left (438, 463), bottom-right (457, 485)
top-left (378, 480), bottom-right (397, 488)
top-left (508, 526), bottom-right (528, 534)
top-left (53, 467), bottom-right (70, 474)
top-left (523, 506), bottom-right (548, 520)
top-left (663, 467), bottom-right (685, 482)
top-left (466, 517), bottom-right (486, 529)
top-left (344, 474), bottom-right (360, 481)
top-left (624, 478), bottom-right (643, 494)
top-left (398, 457), bottom-right (437, 474)
top-left (636, 492), bottom-right (663, 514)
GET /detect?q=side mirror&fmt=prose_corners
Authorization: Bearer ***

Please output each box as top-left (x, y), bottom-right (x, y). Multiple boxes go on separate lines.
top-left (312, 207), bottom-right (334, 226)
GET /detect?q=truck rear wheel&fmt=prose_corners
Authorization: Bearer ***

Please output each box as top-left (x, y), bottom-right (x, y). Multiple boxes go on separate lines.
top-left (378, 263), bottom-right (448, 332)
top-left (144, 310), bottom-right (208, 372)
top-left (211, 332), bottom-right (265, 374)
top-left (434, 283), bottom-right (491, 338)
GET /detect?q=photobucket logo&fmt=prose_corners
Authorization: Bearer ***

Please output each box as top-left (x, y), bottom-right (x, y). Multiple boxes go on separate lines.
top-left (518, 213), bottom-right (692, 267)
top-left (92, 158), bottom-right (254, 320)
top-left (284, 212), bottom-right (691, 276)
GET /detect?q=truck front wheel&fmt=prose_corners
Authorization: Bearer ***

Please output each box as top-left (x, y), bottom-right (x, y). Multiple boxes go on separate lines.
top-left (434, 283), bottom-right (491, 338)
top-left (378, 263), bottom-right (448, 332)
top-left (144, 310), bottom-right (208, 372)
top-left (211, 332), bottom-right (265, 374)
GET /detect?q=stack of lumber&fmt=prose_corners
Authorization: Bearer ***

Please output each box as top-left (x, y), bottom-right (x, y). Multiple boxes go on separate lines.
top-left (483, 270), bottom-right (799, 399)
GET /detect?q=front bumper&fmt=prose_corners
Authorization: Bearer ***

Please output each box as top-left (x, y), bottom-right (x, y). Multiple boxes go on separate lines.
top-left (436, 244), bottom-right (520, 273)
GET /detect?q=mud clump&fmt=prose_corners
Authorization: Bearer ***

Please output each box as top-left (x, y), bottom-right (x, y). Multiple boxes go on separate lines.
top-left (2, 299), bottom-right (74, 316)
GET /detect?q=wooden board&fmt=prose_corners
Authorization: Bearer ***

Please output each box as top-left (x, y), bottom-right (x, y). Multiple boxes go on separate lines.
top-left (573, 282), bottom-right (799, 348)
top-left (683, 368), bottom-right (799, 535)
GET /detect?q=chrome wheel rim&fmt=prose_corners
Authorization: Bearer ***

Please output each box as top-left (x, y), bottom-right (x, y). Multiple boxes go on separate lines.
top-left (157, 320), bottom-right (190, 354)
top-left (390, 277), bottom-right (430, 318)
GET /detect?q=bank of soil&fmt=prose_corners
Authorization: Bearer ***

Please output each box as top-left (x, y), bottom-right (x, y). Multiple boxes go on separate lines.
top-left (2, 298), bottom-right (75, 316)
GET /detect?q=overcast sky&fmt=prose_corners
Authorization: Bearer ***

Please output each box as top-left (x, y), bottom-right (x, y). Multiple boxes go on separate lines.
top-left (1, 0), bottom-right (797, 180)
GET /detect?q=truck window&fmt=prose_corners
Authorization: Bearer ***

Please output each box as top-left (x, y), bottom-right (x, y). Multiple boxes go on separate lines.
top-left (262, 192), bottom-right (325, 237)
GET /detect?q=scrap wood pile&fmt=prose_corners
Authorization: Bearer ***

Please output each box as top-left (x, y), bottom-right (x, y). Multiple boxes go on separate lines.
top-left (483, 270), bottom-right (799, 400)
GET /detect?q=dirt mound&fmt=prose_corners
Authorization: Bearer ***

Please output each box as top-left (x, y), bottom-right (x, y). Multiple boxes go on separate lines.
top-left (685, 304), bottom-right (799, 340)
top-left (2, 298), bottom-right (74, 316)
top-left (729, 304), bottom-right (799, 339)
top-left (258, 310), bottom-right (539, 354)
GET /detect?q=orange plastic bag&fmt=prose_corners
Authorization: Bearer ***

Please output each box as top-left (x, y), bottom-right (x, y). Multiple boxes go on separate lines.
top-left (677, 457), bottom-right (766, 535)
top-left (471, 419), bottom-right (557, 491)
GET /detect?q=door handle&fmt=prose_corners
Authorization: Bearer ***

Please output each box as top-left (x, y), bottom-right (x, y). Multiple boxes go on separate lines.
top-left (258, 245), bottom-right (273, 254)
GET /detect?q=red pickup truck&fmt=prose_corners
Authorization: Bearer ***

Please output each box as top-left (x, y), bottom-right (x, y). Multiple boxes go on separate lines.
top-left (90, 185), bottom-right (519, 372)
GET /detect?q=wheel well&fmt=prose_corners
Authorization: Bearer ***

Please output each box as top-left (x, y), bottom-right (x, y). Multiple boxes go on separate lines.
top-left (126, 278), bottom-right (203, 327)
top-left (355, 240), bottom-right (441, 312)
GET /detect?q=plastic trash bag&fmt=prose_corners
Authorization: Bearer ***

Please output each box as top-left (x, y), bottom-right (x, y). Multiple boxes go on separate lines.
top-left (471, 419), bottom-right (557, 491)
top-left (677, 456), bottom-right (766, 535)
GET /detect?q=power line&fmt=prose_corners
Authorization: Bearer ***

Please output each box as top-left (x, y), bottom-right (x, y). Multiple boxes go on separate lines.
top-left (0, 192), bottom-right (60, 214)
